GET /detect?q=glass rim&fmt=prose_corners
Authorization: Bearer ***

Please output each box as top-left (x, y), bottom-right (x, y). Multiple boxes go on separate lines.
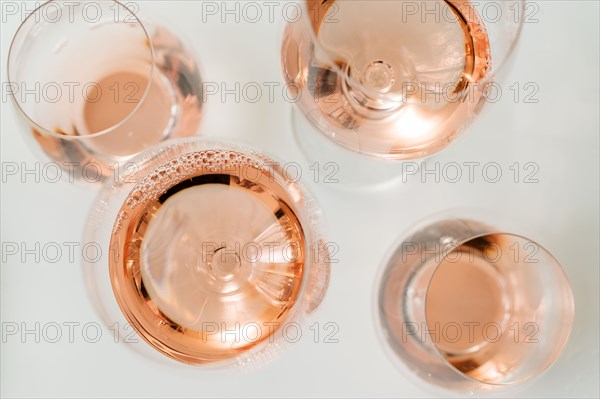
top-left (6, 0), bottom-right (156, 140)
top-left (295, 0), bottom-right (526, 102)
top-left (420, 229), bottom-right (575, 386)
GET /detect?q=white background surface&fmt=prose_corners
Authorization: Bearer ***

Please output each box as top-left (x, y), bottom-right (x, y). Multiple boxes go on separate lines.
top-left (1, 0), bottom-right (599, 397)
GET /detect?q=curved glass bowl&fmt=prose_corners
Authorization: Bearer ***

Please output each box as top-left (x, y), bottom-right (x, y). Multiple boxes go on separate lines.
top-left (375, 211), bottom-right (574, 392)
top-left (8, 0), bottom-right (203, 182)
top-left (83, 137), bottom-right (330, 366)
top-left (282, 0), bottom-right (525, 160)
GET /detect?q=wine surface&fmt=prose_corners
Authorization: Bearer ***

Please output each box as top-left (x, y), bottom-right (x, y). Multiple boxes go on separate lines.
top-left (109, 150), bottom-right (306, 362)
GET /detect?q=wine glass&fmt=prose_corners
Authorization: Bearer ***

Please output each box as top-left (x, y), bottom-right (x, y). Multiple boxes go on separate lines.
top-left (7, 0), bottom-right (203, 181)
top-left (375, 211), bottom-right (574, 392)
top-left (281, 0), bottom-right (524, 186)
top-left (83, 137), bottom-right (331, 366)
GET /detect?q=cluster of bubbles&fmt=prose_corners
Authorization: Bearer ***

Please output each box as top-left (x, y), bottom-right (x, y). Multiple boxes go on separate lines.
top-left (113, 150), bottom-right (269, 233)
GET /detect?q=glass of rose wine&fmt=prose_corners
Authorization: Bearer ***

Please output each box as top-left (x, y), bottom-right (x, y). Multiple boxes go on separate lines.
top-left (281, 0), bottom-right (524, 186)
top-left (376, 211), bottom-right (574, 392)
top-left (83, 137), bottom-right (331, 366)
top-left (7, 0), bottom-right (203, 181)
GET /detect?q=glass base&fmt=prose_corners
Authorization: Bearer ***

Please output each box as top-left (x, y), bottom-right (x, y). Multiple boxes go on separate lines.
top-left (290, 108), bottom-right (405, 191)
